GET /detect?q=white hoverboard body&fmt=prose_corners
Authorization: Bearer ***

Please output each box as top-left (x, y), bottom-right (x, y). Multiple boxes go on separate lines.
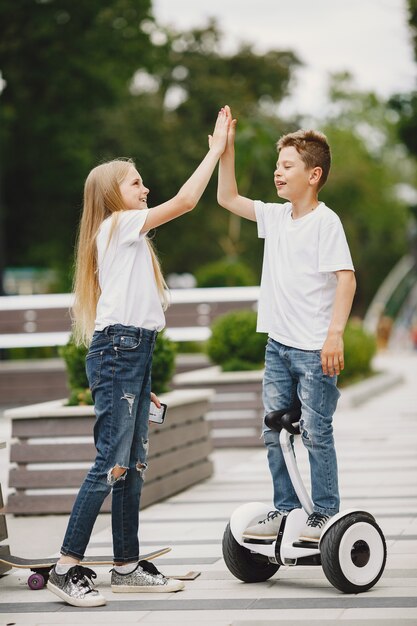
top-left (224, 418), bottom-right (387, 592)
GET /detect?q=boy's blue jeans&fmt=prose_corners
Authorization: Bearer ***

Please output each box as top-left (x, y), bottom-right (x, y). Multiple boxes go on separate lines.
top-left (61, 324), bottom-right (157, 563)
top-left (263, 338), bottom-right (340, 517)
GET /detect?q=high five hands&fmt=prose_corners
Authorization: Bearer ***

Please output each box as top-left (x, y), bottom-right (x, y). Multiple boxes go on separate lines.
top-left (208, 105), bottom-right (237, 153)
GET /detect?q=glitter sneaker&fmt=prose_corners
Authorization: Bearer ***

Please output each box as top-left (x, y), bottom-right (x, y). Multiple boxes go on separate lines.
top-left (47, 564), bottom-right (106, 607)
top-left (242, 510), bottom-right (286, 540)
top-left (111, 559), bottom-right (185, 593)
top-left (299, 512), bottom-right (331, 542)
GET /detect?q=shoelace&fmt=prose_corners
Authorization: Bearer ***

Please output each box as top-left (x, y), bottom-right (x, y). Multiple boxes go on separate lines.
top-left (138, 559), bottom-right (162, 576)
top-left (65, 565), bottom-right (97, 594)
top-left (258, 510), bottom-right (281, 525)
top-left (306, 513), bottom-right (329, 528)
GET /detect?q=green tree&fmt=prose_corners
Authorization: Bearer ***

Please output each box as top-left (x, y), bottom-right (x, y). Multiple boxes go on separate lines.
top-left (95, 21), bottom-right (300, 277)
top-left (0, 0), bottom-right (155, 286)
top-left (315, 73), bottom-right (412, 314)
top-left (389, 0), bottom-right (417, 156)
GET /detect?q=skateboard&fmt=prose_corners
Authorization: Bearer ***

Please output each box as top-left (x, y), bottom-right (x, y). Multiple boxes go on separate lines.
top-left (0, 547), bottom-right (200, 589)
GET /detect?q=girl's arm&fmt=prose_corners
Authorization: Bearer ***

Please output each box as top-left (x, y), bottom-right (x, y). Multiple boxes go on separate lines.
top-left (141, 109), bottom-right (229, 232)
top-left (321, 270), bottom-right (357, 377)
top-left (217, 106), bottom-right (256, 221)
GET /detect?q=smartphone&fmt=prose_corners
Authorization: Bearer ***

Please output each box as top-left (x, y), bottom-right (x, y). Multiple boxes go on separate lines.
top-left (149, 401), bottom-right (167, 424)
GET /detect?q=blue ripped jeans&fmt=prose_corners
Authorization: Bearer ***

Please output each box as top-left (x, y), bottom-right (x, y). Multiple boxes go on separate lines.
top-left (61, 325), bottom-right (157, 563)
top-left (263, 338), bottom-right (340, 517)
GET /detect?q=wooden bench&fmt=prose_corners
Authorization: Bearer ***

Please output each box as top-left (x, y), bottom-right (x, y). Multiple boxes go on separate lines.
top-left (5, 389), bottom-right (214, 515)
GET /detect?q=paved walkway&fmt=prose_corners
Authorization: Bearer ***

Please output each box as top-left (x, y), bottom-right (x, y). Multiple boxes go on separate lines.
top-left (0, 351), bottom-right (417, 625)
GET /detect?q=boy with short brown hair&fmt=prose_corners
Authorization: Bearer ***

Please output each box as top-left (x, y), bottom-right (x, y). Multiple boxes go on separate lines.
top-left (216, 107), bottom-right (356, 542)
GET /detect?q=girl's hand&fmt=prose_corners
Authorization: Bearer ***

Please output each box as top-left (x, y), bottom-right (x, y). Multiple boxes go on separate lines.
top-left (208, 107), bottom-right (229, 156)
top-left (150, 391), bottom-right (161, 408)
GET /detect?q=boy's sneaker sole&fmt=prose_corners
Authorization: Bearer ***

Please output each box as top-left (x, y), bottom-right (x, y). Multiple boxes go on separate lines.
top-left (111, 579), bottom-right (185, 593)
top-left (47, 580), bottom-right (106, 607)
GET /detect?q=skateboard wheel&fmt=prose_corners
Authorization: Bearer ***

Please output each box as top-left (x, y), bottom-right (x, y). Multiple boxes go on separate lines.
top-left (28, 572), bottom-right (46, 590)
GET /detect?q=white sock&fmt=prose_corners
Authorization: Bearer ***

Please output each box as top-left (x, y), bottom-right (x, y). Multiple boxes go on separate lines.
top-left (55, 563), bottom-right (74, 575)
top-left (114, 562), bottom-right (138, 574)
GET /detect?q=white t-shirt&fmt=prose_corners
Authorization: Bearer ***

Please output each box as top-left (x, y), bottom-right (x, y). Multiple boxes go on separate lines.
top-left (255, 200), bottom-right (354, 350)
top-left (94, 209), bottom-right (165, 332)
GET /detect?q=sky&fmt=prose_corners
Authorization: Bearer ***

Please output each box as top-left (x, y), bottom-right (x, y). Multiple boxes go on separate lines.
top-left (152, 0), bottom-right (417, 119)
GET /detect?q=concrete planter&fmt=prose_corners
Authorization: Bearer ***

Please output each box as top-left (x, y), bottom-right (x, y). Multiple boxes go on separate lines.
top-left (5, 389), bottom-right (214, 516)
top-left (173, 366), bottom-right (264, 447)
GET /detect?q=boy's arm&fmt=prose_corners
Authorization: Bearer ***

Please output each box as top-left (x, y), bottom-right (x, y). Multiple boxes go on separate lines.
top-left (321, 270), bottom-right (357, 377)
top-left (217, 107), bottom-right (256, 221)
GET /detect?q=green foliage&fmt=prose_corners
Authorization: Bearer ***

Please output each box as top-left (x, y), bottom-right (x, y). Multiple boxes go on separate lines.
top-left (195, 258), bottom-right (257, 287)
top-left (151, 330), bottom-right (177, 394)
top-left (67, 387), bottom-right (93, 407)
top-left (318, 73), bottom-right (412, 314)
top-left (59, 330), bottom-right (177, 404)
top-left (176, 341), bottom-right (206, 354)
top-left (339, 320), bottom-right (377, 385)
top-left (0, 0), bottom-right (154, 273)
top-left (59, 339), bottom-right (88, 391)
top-left (2, 346), bottom-right (59, 360)
top-left (206, 309), bottom-right (266, 371)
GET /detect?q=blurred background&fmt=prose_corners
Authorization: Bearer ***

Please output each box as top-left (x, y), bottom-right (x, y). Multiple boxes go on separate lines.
top-left (1, 0), bottom-right (417, 345)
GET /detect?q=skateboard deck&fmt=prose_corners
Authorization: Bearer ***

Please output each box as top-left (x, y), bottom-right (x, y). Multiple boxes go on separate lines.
top-left (0, 547), bottom-right (200, 587)
top-left (0, 546), bottom-right (171, 570)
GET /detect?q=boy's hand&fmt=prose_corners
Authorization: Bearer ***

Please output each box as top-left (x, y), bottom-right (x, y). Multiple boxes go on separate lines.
top-left (321, 333), bottom-right (344, 377)
top-left (208, 107), bottom-right (229, 156)
top-left (223, 104), bottom-right (237, 151)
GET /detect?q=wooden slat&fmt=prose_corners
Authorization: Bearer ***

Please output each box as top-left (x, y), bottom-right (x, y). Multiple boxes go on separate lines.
top-left (11, 401), bottom-right (210, 439)
top-left (208, 418), bottom-right (261, 431)
top-left (147, 440), bottom-right (212, 481)
top-left (9, 440), bottom-right (212, 489)
top-left (140, 459), bottom-right (214, 508)
top-left (6, 459), bottom-right (214, 515)
top-left (10, 420), bottom-right (210, 464)
top-left (211, 436), bottom-right (262, 447)
top-left (10, 442), bottom-right (96, 464)
top-left (12, 417), bottom-right (95, 439)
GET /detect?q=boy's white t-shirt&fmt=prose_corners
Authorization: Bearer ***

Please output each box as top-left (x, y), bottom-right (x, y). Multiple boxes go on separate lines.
top-left (94, 209), bottom-right (165, 332)
top-left (255, 200), bottom-right (354, 350)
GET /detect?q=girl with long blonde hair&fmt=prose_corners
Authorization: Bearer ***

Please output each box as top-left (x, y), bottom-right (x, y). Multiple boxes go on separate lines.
top-left (47, 108), bottom-right (229, 608)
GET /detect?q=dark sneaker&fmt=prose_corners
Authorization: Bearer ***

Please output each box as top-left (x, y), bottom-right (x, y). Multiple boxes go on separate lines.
top-left (299, 512), bottom-right (331, 542)
top-left (111, 559), bottom-right (184, 593)
top-left (47, 565), bottom-right (106, 607)
top-left (242, 510), bottom-right (285, 540)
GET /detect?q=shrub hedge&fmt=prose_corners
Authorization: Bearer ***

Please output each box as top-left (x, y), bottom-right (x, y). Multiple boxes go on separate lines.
top-left (206, 309), bottom-right (266, 371)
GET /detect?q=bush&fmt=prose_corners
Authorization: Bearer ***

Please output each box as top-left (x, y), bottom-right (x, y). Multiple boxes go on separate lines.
top-left (60, 330), bottom-right (177, 404)
top-left (151, 330), bottom-right (177, 394)
top-left (59, 339), bottom-right (88, 391)
top-left (195, 258), bottom-right (256, 287)
top-left (339, 319), bottom-right (377, 385)
top-left (206, 309), bottom-right (266, 371)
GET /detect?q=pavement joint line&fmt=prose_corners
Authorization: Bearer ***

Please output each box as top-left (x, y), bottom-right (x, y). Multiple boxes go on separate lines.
top-left (138, 512), bottom-right (417, 522)
top-left (1, 596), bottom-right (417, 613)
top-left (89, 534), bottom-right (417, 547)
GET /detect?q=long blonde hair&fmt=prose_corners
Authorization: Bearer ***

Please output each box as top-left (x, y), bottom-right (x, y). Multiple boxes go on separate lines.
top-left (72, 158), bottom-right (168, 346)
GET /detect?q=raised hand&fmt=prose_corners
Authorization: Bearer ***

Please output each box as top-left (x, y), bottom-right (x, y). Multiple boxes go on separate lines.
top-left (208, 107), bottom-right (230, 155)
top-left (224, 105), bottom-right (237, 149)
